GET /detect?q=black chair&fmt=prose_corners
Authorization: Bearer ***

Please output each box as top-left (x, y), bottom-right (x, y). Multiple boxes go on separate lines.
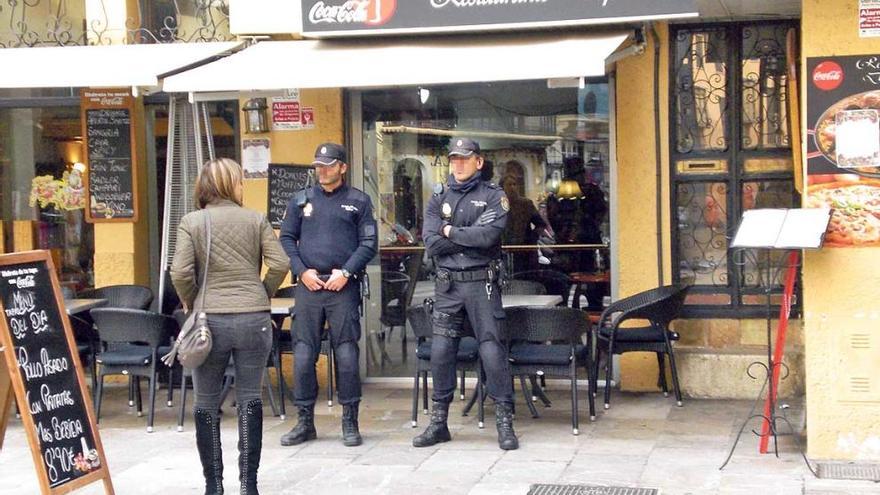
top-left (76, 284), bottom-right (154, 407)
top-left (506, 306), bottom-right (595, 434)
top-left (502, 279), bottom-right (547, 296)
top-left (91, 308), bottom-right (175, 433)
top-left (81, 284), bottom-right (154, 310)
top-left (512, 269), bottom-right (573, 306)
top-left (406, 302), bottom-right (482, 428)
top-left (380, 253), bottom-right (422, 343)
top-left (594, 284), bottom-right (690, 410)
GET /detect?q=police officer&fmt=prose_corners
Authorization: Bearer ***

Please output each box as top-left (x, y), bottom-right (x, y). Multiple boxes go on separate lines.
top-left (413, 138), bottom-right (518, 450)
top-left (278, 143), bottom-right (377, 447)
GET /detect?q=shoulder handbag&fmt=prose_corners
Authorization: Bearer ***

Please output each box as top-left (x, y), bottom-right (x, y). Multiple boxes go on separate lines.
top-left (161, 211), bottom-right (214, 369)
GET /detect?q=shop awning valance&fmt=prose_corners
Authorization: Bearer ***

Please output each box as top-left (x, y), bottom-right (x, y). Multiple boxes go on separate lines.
top-left (0, 41), bottom-right (242, 89)
top-left (162, 32), bottom-right (630, 93)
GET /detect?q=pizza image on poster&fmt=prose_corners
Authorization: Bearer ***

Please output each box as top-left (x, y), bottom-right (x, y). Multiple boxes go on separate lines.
top-left (806, 55), bottom-right (880, 247)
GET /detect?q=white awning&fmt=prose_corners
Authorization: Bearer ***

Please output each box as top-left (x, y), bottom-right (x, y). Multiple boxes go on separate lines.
top-left (0, 41), bottom-right (242, 89)
top-left (162, 32), bottom-right (629, 93)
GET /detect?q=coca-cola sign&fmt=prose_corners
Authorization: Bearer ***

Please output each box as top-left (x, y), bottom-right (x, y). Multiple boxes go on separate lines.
top-left (812, 61), bottom-right (844, 91)
top-left (300, 0), bottom-right (698, 37)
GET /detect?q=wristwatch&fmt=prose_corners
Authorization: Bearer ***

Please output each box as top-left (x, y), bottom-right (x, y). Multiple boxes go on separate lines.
top-left (341, 268), bottom-right (352, 279)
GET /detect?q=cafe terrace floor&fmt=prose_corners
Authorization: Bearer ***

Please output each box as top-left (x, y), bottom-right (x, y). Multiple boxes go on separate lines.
top-left (1, 384), bottom-right (877, 494)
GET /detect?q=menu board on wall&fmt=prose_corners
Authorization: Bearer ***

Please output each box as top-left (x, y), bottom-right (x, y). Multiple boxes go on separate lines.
top-left (267, 164), bottom-right (313, 228)
top-left (81, 89), bottom-right (138, 223)
top-left (806, 55), bottom-right (880, 247)
top-left (0, 251), bottom-right (113, 494)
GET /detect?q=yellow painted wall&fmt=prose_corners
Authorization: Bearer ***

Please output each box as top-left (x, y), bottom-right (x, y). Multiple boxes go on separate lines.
top-left (802, 0), bottom-right (880, 461)
top-left (614, 23), bottom-right (674, 391)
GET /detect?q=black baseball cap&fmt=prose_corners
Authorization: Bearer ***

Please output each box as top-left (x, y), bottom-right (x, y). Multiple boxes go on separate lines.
top-left (448, 138), bottom-right (481, 157)
top-left (312, 142), bottom-right (347, 166)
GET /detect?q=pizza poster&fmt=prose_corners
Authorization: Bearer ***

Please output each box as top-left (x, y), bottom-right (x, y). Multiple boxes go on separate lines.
top-left (806, 54), bottom-right (880, 247)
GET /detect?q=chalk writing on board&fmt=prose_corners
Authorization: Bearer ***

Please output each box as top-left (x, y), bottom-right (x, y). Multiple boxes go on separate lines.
top-left (0, 262), bottom-right (101, 488)
top-left (267, 164), bottom-right (313, 228)
top-left (85, 108), bottom-right (134, 219)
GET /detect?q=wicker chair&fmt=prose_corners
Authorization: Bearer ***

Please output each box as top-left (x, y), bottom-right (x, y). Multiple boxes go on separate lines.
top-left (406, 302), bottom-right (482, 428)
top-left (502, 279), bottom-right (547, 296)
top-left (81, 284), bottom-right (154, 310)
top-left (594, 284), bottom-right (690, 410)
top-left (91, 308), bottom-right (176, 433)
top-left (506, 306), bottom-right (595, 434)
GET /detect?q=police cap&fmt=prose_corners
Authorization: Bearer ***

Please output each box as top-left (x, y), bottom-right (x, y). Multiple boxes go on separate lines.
top-left (312, 142), bottom-right (347, 166)
top-left (448, 138), bottom-right (481, 157)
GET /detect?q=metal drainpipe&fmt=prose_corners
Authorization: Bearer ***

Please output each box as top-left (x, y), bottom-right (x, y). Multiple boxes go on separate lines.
top-left (650, 23), bottom-right (665, 287)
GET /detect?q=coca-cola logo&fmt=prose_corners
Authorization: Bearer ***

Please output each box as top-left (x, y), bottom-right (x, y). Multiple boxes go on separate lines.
top-left (308, 0), bottom-right (396, 26)
top-left (812, 61), bottom-right (844, 91)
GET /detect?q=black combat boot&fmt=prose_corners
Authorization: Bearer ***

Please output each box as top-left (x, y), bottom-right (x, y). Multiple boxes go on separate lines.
top-left (238, 399), bottom-right (263, 495)
top-left (495, 402), bottom-right (519, 450)
top-left (412, 401), bottom-right (452, 447)
top-left (194, 408), bottom-right (224, 495)
top-left (341, 402), bottom-right (363, 447)
top-left (280, 404), bottom-right (317, 446)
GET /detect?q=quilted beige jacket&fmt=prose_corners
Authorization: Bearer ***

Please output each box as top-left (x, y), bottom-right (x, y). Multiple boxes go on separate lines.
top-left (171, 200), bottom-right (289, 313)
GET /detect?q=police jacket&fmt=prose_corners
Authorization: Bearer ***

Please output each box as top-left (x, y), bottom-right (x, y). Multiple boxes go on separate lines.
top-left (279, 183), bottom-right (378, 276)
top-left (424, 174), bottom-right (509, 271)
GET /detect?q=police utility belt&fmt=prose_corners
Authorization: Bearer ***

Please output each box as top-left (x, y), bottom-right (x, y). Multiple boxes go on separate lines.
top-left (435, 261), bottom-right (503, 299)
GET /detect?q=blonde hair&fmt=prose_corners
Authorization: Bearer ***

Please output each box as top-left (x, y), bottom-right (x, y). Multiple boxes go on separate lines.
top-left (195, 157), bottom-right (243, 209)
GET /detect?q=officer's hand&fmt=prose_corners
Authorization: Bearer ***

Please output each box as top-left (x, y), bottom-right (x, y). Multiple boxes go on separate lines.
top-left (300, 269), bottom-right (325, 291)
top-left (442, 225), bottom-right (452, 237)
top-left (324, 269), bottom-right (349, 292)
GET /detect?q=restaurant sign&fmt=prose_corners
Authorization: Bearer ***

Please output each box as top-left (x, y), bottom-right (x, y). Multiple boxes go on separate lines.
top-left (300, 0), bottom-right (698, 37)
top-left (806, 54), bottom-right (880, 247)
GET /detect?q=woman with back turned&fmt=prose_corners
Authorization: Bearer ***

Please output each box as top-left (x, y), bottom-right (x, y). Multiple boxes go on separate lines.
top-left (171, 158), bottom-right (289, 495)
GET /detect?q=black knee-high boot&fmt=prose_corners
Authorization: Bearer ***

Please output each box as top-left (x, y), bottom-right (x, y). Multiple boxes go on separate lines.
top-left (194, 408), bottom-right (224, 495)
top-left (238, 399), bottom-right (263, 495)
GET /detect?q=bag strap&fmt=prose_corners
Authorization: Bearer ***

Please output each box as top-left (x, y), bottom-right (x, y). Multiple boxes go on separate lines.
top-left (196, 210), bottom-right (212, 312)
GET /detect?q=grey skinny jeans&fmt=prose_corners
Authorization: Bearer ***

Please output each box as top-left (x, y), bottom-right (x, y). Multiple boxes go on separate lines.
top-left (192, 311), bottom-right (273, 413)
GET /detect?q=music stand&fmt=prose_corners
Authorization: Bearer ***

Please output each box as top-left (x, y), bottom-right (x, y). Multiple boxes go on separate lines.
top-left (720, 208), bottom-right (831, 474)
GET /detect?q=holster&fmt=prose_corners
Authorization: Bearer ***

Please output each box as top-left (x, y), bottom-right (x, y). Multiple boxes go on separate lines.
top-left (435, 269), bottom-right (452, 294)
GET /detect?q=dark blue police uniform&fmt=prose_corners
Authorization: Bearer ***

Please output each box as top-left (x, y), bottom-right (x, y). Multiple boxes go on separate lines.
top-left (413, 138), bottom-right (519, 450)
top-left (278, 143), bottom-right (377, 448)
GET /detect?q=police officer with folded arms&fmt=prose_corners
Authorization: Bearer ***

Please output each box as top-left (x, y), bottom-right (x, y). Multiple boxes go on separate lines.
top-left (413, 138), bottom-right (518, 450)
top-left (279, 143), bottom-right (377, 447)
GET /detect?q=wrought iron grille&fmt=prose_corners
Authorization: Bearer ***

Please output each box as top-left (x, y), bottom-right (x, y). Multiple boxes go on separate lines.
top-left (0, 0), bottom-right (231, 48)
top-left (671, 22), bottom-right (799, 316)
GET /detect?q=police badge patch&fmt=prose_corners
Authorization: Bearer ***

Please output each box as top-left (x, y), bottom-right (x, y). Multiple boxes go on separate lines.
top-left (304, 202), bottom-right (313, 217)
top-left (500, 196), bottom-right (510, 212)
top-left (442, 203), bottom-right (452, 218)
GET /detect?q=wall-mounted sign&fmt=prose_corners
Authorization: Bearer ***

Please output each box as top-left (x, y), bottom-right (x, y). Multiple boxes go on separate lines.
top-left (300, 0), bottom-right (698, 37)
top-left (805, 54), bottom-right (880, 247)
top-left (272, 95), bottom-right (301, 131)
top-left (861, 0), bottom-right (880, 38)
top-left (0, 251), bottom-right (114, 494)
top-left (242, 138), bottom-right (271, 178)
top-left (81, 89), bottom-right (138, 223)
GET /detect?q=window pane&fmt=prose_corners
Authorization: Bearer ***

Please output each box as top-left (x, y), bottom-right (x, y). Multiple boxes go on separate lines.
top-left (676, 182), bottom-right (729, 286)
top-left (739, 180), bottom-right (796, 289)
top-left (741, 25), bottom-right (791, 150)
top-left (0, 107), bottom-right (94, 293)
top-left (361, 79), bottom-right (611, 377)
top-left (673, 29), bottom-right (730, 153)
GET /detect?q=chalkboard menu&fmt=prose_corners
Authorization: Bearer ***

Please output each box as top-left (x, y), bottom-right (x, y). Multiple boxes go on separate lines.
top-left (81, 89), bottom-right (138, 223)
top-left (0, 251), bottom-right (113, 494)
top-left (268, 164), bottom-right (313, 228)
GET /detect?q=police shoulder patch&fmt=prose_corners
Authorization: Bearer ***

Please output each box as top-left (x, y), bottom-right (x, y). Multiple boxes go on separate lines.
top-left (433, 183), bottom-right (445, 195)
top-left (500, 195), bottom-right (510, 212)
